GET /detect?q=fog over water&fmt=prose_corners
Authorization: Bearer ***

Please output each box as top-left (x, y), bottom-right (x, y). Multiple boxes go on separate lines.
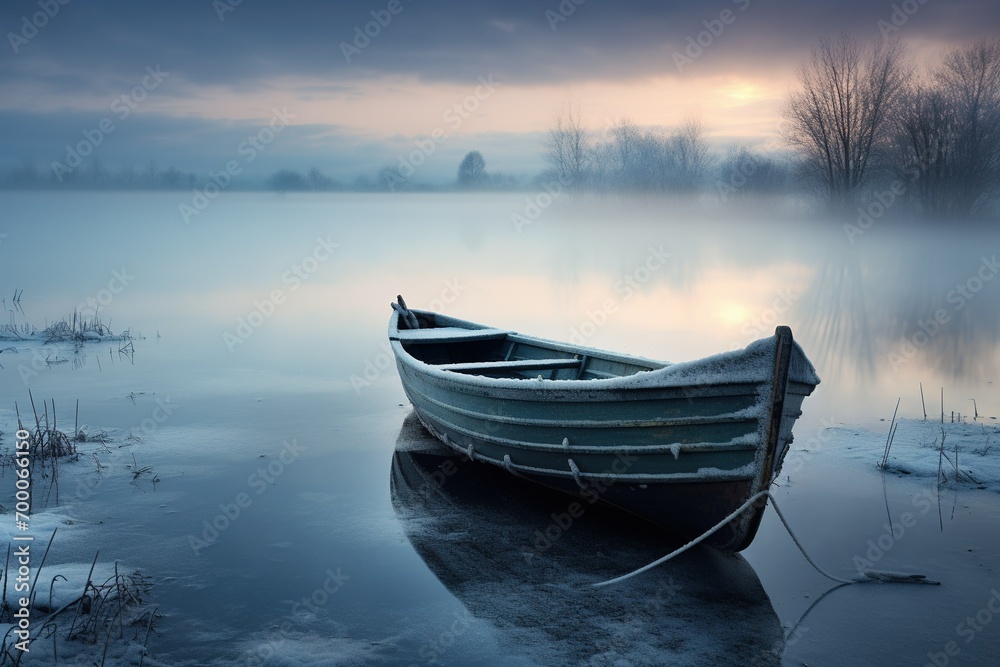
top-left (0, 191), bottom-right (998, 665)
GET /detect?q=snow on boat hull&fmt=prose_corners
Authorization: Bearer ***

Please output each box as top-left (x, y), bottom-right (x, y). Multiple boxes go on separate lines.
top-left (388, 304), bottom-right (819, 552)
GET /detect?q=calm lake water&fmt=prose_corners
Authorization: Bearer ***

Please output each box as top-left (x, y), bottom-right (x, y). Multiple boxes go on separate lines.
top-left (1, 191), bottom-right (998, 665)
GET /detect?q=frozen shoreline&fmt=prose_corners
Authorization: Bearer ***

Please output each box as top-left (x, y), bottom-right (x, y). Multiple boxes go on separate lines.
top-left (794, 418), bottom-right (1000, 493)
top-left (3, 403), bottom-right (999, 665)
top-left (0, 409), bottom-right (157, 665)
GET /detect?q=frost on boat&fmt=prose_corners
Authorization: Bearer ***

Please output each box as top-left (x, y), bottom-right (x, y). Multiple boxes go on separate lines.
top-left (388, 297), bottom-right (820, 552)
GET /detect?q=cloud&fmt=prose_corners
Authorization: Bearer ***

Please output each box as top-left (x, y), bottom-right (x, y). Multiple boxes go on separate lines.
top-left (3, 0), bottom-right (996, 91)
top-left (1, 0), bottom-right (996, 181)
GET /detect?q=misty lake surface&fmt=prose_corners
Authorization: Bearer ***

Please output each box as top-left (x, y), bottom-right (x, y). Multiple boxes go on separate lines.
top-left (1, 191), bottom-right (999, 665)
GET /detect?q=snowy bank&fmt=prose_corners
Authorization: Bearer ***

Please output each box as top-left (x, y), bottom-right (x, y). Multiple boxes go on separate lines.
top-left (801, 418), bottom-right (1000, 492)
top-left (0, 409), bottom-right (158, 665)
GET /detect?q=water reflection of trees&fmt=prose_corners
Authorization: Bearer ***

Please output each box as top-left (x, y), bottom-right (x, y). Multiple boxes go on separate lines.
top-left (799, 230), bottom-right (1000, 381)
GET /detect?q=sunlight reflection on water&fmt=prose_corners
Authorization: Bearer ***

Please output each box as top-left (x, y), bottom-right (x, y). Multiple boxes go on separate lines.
top-left (1, 192), bottom-right (998, 664)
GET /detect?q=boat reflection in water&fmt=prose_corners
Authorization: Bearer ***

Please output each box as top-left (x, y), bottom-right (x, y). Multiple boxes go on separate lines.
top-left (391, 412), bottom-right (784, 666)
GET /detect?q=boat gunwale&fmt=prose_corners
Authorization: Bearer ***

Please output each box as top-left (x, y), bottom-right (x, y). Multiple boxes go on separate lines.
top-left (389, 310), bottom-right (817, 395)
top-left (389, 309), bottom-right (671, 381)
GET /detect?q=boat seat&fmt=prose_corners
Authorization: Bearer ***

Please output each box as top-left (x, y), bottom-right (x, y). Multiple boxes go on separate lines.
top-left (392, 327), bottom-right (509, 343)
top-left (436, 358), bottom-right (582, 372)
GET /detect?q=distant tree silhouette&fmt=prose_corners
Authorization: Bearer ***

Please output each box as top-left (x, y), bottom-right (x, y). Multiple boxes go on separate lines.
top-left (307, 167), bottom-right (337, 191)
top-left (457, 151), bottom-right (486, 188)
top-left (889, 85), bottom-right (960, 217)
top-left (544, 103), bottom-right (589, 186)
top-left (716, 146), bottom-right (788, 203)
top-left (937, 39), bottom-right (1000, 215)
top-left (783, 34), bottom-right (909, 209)
top-left (888, 39), bottom-right (1000, 218)
top-left (9, 159), bottom-right (38, 188)
top-left (670, 117), bottom-right (714, 192)
top-left (145, 160), bottom-right (158, 188)
top-left (118, 164), bottom-right (137, 188)
top-left (588, 116), bottom-right (714, 193)
top-left (379, 164), bottom-right (408, 191)
top-left (267, 169), bottom-right (309, 191)
top-left (161, 166), bottom-right (183, 189)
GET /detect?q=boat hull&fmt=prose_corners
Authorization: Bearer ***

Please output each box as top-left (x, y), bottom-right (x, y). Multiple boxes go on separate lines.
top-left (389, 308), bottom-right (818, 552)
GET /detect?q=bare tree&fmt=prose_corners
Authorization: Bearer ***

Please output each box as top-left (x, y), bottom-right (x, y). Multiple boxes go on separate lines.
top-left (88, 156), bottom-right (107, 187)
top-left (544, 102), bottom-right (589, 186)
top-left (10, 159), bottom-right (38, 188)
top-left (307, 167), bottom-right (336, 191)
top-left (669, 117), bottom-right (714, 192)
top-left (118, 164), bottom-right (137, 188)
top-left (889, 40), bottom-right (1000, 218)
top-left (608, 118), bottom-right (641, 176)
top-left (936, 39), bottom-right (1000, 215)
top-left (457, 150), bottom-right (486, 188)
top-left (783, 34), bottom-right (909, 209)
top-left (889, 84), bottom-right (961, 217)
top-left (588, 117), bottom-right (714, 193)
top-left (377, 164), bottom-right (408, 191)
top-left (717, 146), bottom-right (789, 204)
top-left (161, 166), bottom-right (183, 189)
top-left (592, 118), bottom-right (644, 190)
top-left (268, 169), bottom-right (309, 191)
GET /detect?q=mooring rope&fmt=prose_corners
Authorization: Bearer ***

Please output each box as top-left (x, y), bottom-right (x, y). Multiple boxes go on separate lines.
top-left (592, 490), bottom-right (940, 588)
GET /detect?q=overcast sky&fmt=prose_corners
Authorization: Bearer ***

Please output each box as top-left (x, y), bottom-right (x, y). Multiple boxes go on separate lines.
top-left (1, 0), bottom-right (995, 184)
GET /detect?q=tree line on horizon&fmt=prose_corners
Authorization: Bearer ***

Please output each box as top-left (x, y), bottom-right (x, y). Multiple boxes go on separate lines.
top-left (3, 36), bottom-right (997, 218)
top-left (0, 153), bottom-right (524, 194)
top-left (543, 36), bottom-right (1000, 219)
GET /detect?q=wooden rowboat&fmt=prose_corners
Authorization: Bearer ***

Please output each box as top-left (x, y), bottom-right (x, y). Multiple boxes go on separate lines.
top-left (388, 297), bottom-right (820, 552)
